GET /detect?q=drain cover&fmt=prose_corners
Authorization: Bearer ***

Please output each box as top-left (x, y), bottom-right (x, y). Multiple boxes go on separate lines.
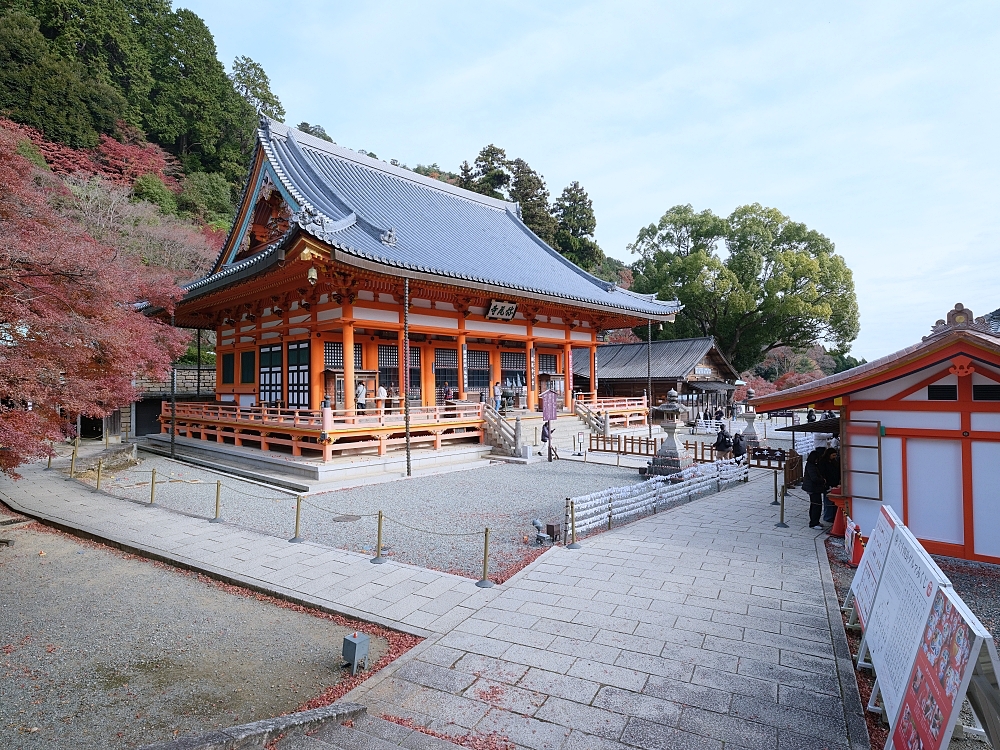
top-left (332, 514), bottom-right (361, 523)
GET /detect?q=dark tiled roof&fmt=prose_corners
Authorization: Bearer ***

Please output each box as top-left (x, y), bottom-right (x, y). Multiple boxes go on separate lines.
top-left (198, 119), bottom-right (679, 318)
top-left (986, 307), bottom-right (1000, 333)
top-left (573, 337), bottom-right (738, 380)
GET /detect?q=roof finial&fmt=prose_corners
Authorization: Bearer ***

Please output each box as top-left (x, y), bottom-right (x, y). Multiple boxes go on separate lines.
top-left (924, 303), bottom-right (994, 339)
top-left (380, 227), bottom-right (397, 247)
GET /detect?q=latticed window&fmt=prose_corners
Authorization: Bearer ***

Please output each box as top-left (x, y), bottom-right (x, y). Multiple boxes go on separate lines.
top-left (323, 341), bottom-right (363, 370)
top-left (538, 354), bottom-right (557, 373)
top-left (259, 345), bottom-right (282, 403)
top-left (287, 341), bottom-right (310, 408)
top-left (434, 349), bottom-right (459, 402)
top-left (407, 346), bottom-right (421, 400)
top-left (501, 350), bottom-right (526, 390)
top-left (467, 350), bottom-right (491, 392)
top-left (378, 344), bottom-right (399, 391)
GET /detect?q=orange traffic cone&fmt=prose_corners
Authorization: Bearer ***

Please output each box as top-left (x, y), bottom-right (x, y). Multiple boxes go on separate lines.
top-left (831, 506), bottom-right (846, 538)
top-left (850, 531), bottom-right (865, 567)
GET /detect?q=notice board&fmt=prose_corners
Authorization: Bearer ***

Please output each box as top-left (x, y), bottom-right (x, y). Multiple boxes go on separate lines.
top-left (851, 505), bottom-right (901, 628)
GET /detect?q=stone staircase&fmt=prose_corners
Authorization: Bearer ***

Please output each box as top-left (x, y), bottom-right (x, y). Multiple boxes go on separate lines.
top-left (275, 713), bottom-right (460, 749)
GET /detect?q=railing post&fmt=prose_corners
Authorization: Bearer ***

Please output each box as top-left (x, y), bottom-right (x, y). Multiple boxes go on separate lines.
top-left (371, 510), bottom-right (385, 564)
top-left (568, 500), bottom-right (581, 548)
top-left (289, 495), bottom-right (304, 542)
top-left (69, 446), bottom-right (77, 479)
top-left (514, 416), bottom-right (523, 456)
top-left (210, 480), bottom-right (223, 523)
top-left (149, 467), bottom-right (156, 505)
top-left (476, 528), bottom-right (494, 588)
top-left (95, 458), bottom-right (103, 492)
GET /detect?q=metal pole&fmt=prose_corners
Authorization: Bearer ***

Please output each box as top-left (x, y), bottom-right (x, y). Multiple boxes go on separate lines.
top-left (476, 527), bottom-right (494, 588)
top-left (772, 469), bottom-right (780, 505)
top-left (196, 329), bottom-right (202, 397)
top-left (149, 467), bottom-right (156, 504)
top-left (95, 459), bottom-right (103, 492)
top-left (371, 510), bottom-right (385, 564)
top-left (170, 313), bottom-right (176, 459)
top-left (647, 319), bottom-right (653, 439)
top-left (289, 495), bottom-right (304, 542)
top-left (403, 279), bottom-right (411, 477)
top-left (210, 480), bottom-right (223, 523)
top-left (775, 485), bottom-right (789, 528)
top-left (567, 500), bottom-right (581, 548)
top-left (547, 420), bottom-right (552, 463)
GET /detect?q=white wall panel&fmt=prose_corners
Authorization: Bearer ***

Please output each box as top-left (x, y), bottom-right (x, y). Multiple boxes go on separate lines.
top-left (570, 330), bottom-right (593, 342)
top-left (354, 307), bottom-right (399, 324)
top-left (532, 327), bottom-right (565, 340)
top-left (851, 366), bottom-right (949, 401)
top-left (972, 441), bottom-right (1000, 558)
top-left (907, 439), bottom-right (964, 544)
top-left (410, 313), bottom-right (457, 329)
top-left (466, 319), bottom-right (528, 336)
top-left (903, 373), bottom-right (956, 401)
top-left (971, 413), bottom-right (1000, 432)
top-left (317, 307), bottom-right (342, 321)
top-left (851, 410), bottom-right (961, 430)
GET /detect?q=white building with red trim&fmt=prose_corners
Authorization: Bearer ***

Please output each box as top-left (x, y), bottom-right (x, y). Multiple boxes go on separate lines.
top-left (750, 304), bottom-right (1000, 564)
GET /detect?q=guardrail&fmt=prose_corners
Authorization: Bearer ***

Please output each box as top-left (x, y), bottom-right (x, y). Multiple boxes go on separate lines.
top-left (588, 434), bottom-right (661, 456)
top-left (482, 405), bottom-right (521, 456)
top-left (565, 458), bottom-right (748, 538)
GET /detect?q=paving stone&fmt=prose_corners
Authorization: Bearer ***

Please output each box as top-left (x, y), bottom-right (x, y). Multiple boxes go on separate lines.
top-left (474, 707), bottom-right (569, 750)
top-left (561, 730), bottom-right (634, 750)
top-left (690, 665), bottom-right (778, 702)
top-left (777, 683), bottom-right (844, 715)
top-left (415, 644), bottom-right (464, 669)
top-left (729, 694), bottom-right (845, 741)
top-left (592, 686), bottom-right (682, 727)
top-left (620, 717), bottom-right (722, 750)
top-left (567, 658), bottom-right (649, 692)
top-left (615, 651), bottom-right (693, 682)
top-left (463, 678), bottom-right (546, 716)
top-left (701, 634), bottom-right (779, 663)
top-left (677, 705), bottom-right (778, 749)
top-left (776, 728), bottom-right (849, 750)
top-left (533, 696), bottom-right (629, 741)
top-left (642, 675), bottom-right (733, 713)
top-left (518, 667), bottom-right (601, 704)
top-left (394, 660), bottom-right (477, 694)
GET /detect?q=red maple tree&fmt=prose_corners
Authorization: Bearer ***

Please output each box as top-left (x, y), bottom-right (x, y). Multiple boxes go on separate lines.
top-left (0, 127), bottom-right (188, 477)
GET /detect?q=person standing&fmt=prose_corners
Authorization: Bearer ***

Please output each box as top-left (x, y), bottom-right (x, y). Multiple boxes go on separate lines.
top-left (376, 382), bottom-right (388, 417)
top-left (355, 380), bottom-right (367, 415)
top-left (732, 431), bottom-right (746, 459)
top-left (442, 381), bottom-right (454, 401)
top-left (714, 425), bottom-right (733, 460)
top-left (493, 382), bottom-right (502, 411)
top-left (820, 448), bottom-right (841, 524)
top-left (802, 448), bottom-right (827, 529)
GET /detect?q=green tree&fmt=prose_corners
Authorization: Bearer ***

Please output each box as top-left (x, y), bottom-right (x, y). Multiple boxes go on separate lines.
top-left (630, 203), bottom-right (860, 372)
top-left (177, 171), bottom-right (233, 224)
top-left (468, 144), bottom-right (510, 198)
top-left (0, 11), bottom-right (128, 147)
top-left (552, 181), bottom-right (604, 271)
top-left (508, 157), bottom-right (556, 245)
top-left (296, 122), bottom-right (333, 142)
top-left (231, 55), bottom-right (284, 121)
top-left (132, 172), bottom-right (177, 214)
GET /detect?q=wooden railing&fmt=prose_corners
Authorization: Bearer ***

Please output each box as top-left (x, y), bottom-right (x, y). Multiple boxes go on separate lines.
top-left (589, 434), bottom-right (661, 456)
top-left (574, 394), bottom-right (648, 432)
top-left (160, 401), bottom-right (486, 461)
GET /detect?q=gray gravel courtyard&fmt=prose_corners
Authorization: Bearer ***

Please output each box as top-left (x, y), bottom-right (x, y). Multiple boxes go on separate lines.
top-left (90, 455), bottom-right (644, 579)
top-left (0, 513), bottom-right (390, 750)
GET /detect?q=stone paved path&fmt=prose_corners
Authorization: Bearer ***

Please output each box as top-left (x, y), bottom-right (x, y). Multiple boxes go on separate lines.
top-left (1, 459), bottom-right (867, 749)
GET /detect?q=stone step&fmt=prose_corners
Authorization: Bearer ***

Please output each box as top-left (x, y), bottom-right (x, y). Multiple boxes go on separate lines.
top-left (275, 714), bottom-right (460, 749)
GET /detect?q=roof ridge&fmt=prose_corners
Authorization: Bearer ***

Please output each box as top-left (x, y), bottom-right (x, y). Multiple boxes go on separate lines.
top-left (264, 118), bottom-right (517, 213)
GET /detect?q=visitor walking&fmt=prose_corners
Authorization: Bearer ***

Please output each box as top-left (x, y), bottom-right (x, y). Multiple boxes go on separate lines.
top-left (714, 426), bottom-right (733, 460)
top-left (376, 383), bottom-right (388, 416)
top-left (802, 448), bottom-right (827, 529)
top-left (493, 382), bottom-right (502, 411)
top-left (355, 380), bottom-right (367, 415)
top-left (442, 381), bottom-right (454, 401)
top-left (732, 431), bottom-right (746, 459)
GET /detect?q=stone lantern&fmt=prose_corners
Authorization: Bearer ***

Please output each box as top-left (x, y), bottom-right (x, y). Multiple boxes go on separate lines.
top-left (741, 387), bottom-right (760, 452)
top-left (641, 389), bottom-right (692, 477)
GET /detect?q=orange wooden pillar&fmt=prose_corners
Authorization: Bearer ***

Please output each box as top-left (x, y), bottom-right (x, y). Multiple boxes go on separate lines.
top-left (564, 342), bottom-right (573, 410)
top-left (342, 309), bottom-right (356, 411)
top-left (309, 332), bottom-right (324, 409)
top-left (589, 345), bottom-right (598, 399)
top-left (527, 338), bottom-right (537, 411)
top-left (457, 333), bottom-right (467, 400)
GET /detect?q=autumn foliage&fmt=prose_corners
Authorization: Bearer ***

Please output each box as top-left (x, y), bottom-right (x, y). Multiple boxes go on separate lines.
top-left (0, 126), bottom-right (188, 476)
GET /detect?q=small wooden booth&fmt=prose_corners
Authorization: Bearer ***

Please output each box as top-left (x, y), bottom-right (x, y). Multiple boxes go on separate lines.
top-left (751, 304), bottom-right (1000, 564)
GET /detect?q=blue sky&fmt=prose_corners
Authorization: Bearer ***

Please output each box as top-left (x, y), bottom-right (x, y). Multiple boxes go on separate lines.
top-left (183, 1), bottom-right (1000, 361)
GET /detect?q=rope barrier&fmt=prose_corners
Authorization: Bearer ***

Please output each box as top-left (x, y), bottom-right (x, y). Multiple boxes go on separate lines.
top-left (381, 514), bottom-right (483, 537)
top-left (300, 498), bottom-right (379, 518)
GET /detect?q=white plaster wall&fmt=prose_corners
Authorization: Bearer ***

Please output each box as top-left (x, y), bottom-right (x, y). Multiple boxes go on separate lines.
top-left (851, 366), bottom-right (949, 401)
top-left (354, 307), bottom-right (399, 324)
top-left (971, 413), bottom-right (1000, 432)
top-left (972, 441), bottom-right (1000, 558)
top-left (906, 439), bottom-right (964, 544)
top-left (851, 410), bottom-right (961, 430)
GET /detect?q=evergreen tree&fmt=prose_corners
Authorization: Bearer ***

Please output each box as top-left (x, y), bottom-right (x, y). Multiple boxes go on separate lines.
top-left (470, 144), bottom-right (510, 198)
top-left (508, 157), bottom-right (556, 245)
top-left (552, 181), bottom-right (604, 271)
top-left (231, 55), bottom-right (284, 121)
top-left (296, 122), bottom-right (333, 142)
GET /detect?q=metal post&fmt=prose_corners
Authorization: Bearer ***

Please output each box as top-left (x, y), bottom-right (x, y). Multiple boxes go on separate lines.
top-left (547, 420), bottom-right (552, 463)
top-left (95, 459), bottom-right (103, 492)
top-left (647, 319), bottom-right (653, 439)
top-left (567, 500), bottom-right (581, 548)
top-left (476, 527), bottom-right (494, 588)
top-left (289, 495), bottom-right (304, 542)
top-left (371, 510), bottom-right (385, 564)
top-left (772, 469), bottom-right (780, 505)
top-left (196, 329), bottom-right (202, 397)
top-left (149, 467), bottom-right (156, 505)
top-left (69, 447), bottom-right (77, 479)
top-left (403, 279), bottom-right (411, 477)
top-left (210, 480), bottom-right (223, 523)
top-left (170, 368), bottom-right (177, 459)
top-left (775, 485), bottom-right (789, 528)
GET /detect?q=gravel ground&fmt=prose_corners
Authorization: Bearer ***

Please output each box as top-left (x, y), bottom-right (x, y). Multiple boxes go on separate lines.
top-left (0, 510), bottom-right (394, 750)
top-left (825, 536), bottom-right (995, 749)
top-left (82, 454), bottom-right (643, 579)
